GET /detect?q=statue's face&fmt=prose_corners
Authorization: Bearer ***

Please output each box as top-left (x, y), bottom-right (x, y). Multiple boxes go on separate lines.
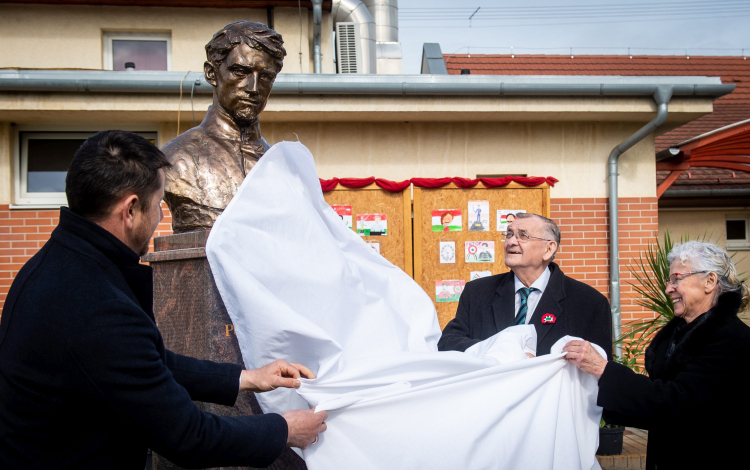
top-left (206, 43), bottom-right (278, 124)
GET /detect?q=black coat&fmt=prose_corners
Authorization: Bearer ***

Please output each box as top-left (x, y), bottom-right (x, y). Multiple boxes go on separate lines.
top-left (0, 208), bottom-right (287, 469)
top-left (598, 291), bottom-right (750, 470)
top-left (438, 262), bottom-right (613, 359)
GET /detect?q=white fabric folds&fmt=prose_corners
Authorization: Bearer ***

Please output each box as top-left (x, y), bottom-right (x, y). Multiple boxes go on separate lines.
top-left (206, 142), bottom-right (603, 470)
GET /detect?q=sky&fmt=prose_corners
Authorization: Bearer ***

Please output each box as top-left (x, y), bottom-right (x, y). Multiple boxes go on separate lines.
top-left (397, 0), bottom-right (750, 74)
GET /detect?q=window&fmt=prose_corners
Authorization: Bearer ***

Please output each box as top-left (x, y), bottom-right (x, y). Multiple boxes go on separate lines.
top-left (15, 131), bottom-right (157, 206)
top-left (103, 32), bottom-right (171, 71)
top-left (726, 216), bottom-right (749, 248)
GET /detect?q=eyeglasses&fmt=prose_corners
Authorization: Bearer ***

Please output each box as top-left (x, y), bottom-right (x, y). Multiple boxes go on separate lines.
top-left (501, 229), bottom-right (553, 242)
top-left (664, 271), bottom-right (709, 287)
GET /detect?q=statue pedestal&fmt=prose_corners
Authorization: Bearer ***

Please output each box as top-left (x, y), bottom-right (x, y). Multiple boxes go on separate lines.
top-left (143, 231), bottom-right (306, 470)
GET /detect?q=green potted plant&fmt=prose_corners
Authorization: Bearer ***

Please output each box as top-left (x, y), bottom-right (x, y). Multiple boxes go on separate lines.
top-left (597, 418), bottom-right (625, 456)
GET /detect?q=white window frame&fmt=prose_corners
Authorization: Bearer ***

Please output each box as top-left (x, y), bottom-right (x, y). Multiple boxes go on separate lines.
top-left (14, 130), bottom-right (158, 207)
top-left (726, 216), bottom-right (750, 248)
top-left (102, 32), bottom-right (172, 71)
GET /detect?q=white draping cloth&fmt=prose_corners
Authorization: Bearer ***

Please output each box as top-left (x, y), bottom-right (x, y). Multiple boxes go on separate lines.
top-left (206, 142), bottom-right (603, 470)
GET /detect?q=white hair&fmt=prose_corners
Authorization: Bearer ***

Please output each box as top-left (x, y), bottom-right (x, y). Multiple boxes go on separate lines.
top-left (667, 240), bottom-right (749, 309)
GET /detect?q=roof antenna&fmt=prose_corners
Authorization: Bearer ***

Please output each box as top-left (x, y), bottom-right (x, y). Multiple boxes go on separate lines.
top-left (468, 7), bottom-right (480, 28)
top-left (628, 47), bottom-right (632, 59)
top-left (685, 48), bottom-right (689, 60)
top-left (511, 46), bottom-right (514, 58)
top-left (744, 48), bottom-right (746, 60)
top-left (570, 47), bottom-right (574, 59)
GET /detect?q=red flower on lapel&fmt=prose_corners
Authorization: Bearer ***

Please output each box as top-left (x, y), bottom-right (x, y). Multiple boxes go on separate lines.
top-left (541, 313), bottom-right (556, 324)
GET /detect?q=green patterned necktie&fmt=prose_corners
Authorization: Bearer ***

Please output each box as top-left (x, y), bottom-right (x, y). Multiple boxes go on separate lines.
top-left (514, 287), bottom-right (538, 325)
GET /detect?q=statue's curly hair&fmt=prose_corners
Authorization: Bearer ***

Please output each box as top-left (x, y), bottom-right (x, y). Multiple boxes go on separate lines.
top-left (205, 21), bottom-right (286, 73)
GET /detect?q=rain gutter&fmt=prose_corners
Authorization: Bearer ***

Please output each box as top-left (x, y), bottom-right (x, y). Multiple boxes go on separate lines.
top-left (608, 86), bottom-right (672, 358)
top-left (0, 71), bottom-right (734, 97)
top-left (662, 188), bottom-right (750, 197)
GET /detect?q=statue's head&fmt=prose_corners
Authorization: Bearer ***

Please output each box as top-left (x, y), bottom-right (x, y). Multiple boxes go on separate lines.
top-left (204, 21), bottom-right (286, 124)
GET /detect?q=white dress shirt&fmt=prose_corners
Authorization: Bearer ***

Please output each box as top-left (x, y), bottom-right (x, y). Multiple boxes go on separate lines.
top-left (513, 266), bottom-right (551, 324)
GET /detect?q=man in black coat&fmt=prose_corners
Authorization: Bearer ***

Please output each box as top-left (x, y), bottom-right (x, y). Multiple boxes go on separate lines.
top-left (0, 131), bottom-right (327, 469)
top-left (439, 213), bottom-right (612, 359)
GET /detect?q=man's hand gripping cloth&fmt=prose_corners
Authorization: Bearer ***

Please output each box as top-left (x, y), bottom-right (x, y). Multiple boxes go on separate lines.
top-left (206, 142), bottom-right (604, 470)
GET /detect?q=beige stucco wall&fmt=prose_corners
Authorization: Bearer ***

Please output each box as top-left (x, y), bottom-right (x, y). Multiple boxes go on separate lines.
top-left (0, 118), bottom-right (656, 205)
top-left (0, 123), bottom-right (11, 204)
top-left (0, 91), bottom-right (717, 205)
top-left (261, 120), bottom-right (656, 199)
top-left (0, 4), bottom-right (334, 74)
top-left (659, 208), bottom-right (750, 277)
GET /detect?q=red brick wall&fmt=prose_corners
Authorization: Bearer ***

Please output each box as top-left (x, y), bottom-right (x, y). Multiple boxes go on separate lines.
top-left (551, 197), bottom-right (660, 324)
top-left (0, 198), bottom-right (659, 326)
top-left (0, 203), bottom-right (174, 315)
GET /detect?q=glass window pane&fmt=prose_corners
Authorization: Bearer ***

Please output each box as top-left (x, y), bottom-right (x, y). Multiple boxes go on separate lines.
top-left (27, 139), bottom-right (85, 193)
top-left (112, 40), bottom-right (168, 71)
top-left (726, 219), bottom-right (747, 240)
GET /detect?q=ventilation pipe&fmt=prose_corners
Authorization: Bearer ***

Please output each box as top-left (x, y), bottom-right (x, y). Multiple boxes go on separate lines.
top-left (363, 0), bottom-right (402, 74)
top-left (332, 0), bottom-right (377, 74)
top-left (312, 0), bottom-right (323, 74)
top-left (363, 0), bottom-right (398, 42)
top-left (608, 85), bottom-right (672, 358)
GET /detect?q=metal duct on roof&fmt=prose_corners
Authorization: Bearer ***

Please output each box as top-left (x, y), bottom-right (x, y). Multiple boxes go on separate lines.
top-left (332, 0), bottom-right (377, 74)
top-left (362, 0), bottom-right (398, 43)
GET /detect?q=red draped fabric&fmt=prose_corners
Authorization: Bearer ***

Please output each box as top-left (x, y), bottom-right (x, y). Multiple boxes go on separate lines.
top-left (375, 178), bottom-right (411, 192)
top-left (320, 176), bottom-right (557, 192)
top-left (410, 177), bottom-right (453, 188)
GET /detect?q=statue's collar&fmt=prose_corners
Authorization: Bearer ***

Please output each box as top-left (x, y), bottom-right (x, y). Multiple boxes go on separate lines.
top-left (202, 105), bottom-right (262, 142)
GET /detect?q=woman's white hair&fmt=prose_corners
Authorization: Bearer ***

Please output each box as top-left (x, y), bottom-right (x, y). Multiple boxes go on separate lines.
top-left (667, 240), bottom-right (749, 309)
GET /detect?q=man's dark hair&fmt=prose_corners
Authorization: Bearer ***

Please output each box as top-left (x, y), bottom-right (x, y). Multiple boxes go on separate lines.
top-left (65, 130), bottom-right (171, 221)
top-left (205, 21), bottom-right (286, 73)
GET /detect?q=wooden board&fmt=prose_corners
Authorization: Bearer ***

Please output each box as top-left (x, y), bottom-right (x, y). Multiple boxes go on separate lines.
top-left (324, 183), bottom-right (413, 277)
top-left (413, 182), bottom-right (551, 329)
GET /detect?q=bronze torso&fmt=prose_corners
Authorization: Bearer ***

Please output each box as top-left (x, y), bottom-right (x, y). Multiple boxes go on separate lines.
top-left (162, 106), bottom-right (270, 233)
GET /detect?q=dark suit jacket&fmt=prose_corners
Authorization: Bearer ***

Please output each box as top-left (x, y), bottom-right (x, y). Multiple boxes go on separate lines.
top-left (598, 291), bottom-right (750, 470)
top-left (0, 208), bottom-right (287, 469)
top-left (438, 262), bottom-right (613, 359)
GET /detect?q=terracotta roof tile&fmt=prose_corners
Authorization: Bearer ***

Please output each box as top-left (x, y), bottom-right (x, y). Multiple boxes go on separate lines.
top-left (445, 54), bottom-right (750, 151)
top-left (656, 167), bottom-right (750, 190)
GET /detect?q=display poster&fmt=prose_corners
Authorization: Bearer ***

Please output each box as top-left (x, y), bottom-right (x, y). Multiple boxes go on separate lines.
top-left (468, 200), bottom-right (490, 232)
top-left (496, 209), bottom-right (526, 232)
top-left (332, 204), bottom-right (353, 230)
top-left (465, 241), bottom-right (495, 263)
top-left (366, 242), bottom-right (380, 254)
top-left (357, 214), bottom-right (388, 236)
top-left (432, 210), bottom-right (462, 232)
top-left (435, 280), bottom-right (465, 303)
top-left (470, 271), bottom-right (493, 281)
top-left (439, 241), bottom-right (456, 264)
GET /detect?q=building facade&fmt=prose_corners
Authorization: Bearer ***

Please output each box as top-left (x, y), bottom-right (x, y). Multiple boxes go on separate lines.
top-left (0, 1), bottom-right (736, 333)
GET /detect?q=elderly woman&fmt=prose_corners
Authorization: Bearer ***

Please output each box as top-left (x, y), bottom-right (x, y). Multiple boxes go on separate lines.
top-left (564, 241), bottom-right (750, 470)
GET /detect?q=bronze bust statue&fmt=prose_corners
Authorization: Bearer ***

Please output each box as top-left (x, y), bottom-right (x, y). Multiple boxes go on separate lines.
top-left (162, 21), bottom-right (286, 233)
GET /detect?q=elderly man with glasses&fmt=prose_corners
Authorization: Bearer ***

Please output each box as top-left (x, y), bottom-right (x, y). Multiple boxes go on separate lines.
top-left (438, 213), bottom-right (613, 359)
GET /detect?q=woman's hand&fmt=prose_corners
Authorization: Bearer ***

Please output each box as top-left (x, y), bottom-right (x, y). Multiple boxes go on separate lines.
top-left (563, 340), bottom-right (608, 379)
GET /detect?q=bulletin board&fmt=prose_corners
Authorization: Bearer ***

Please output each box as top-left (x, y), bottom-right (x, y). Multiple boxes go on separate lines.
top-left (324, 183), bottom-right (413, 276)
top-left (413, 182), bottom-right (551, 328)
